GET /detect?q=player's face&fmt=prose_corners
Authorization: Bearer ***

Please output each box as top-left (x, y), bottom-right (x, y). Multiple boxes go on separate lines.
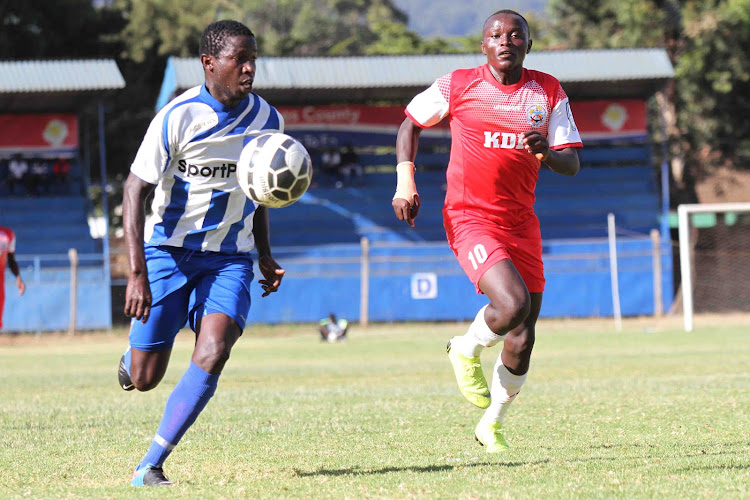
top-left (481, 14), bottom-right (531, 82)
top-left (203, 35), bottom-right (258, 107)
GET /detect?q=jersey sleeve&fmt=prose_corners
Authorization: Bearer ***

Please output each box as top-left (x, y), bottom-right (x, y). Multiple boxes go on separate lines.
top-left (130, 109), bottom-right (171, 185)
top-left (277, 109), bottom-right (285, 133)
top-left (7, 229), bottom-right (16, 253)
top-left (405, 74), bottom-right (451, 128)
top-left (548, 86), bottom-right (583, 150)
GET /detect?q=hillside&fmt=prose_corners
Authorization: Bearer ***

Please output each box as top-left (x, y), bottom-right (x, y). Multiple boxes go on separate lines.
top-left (392, 0), bottom-right (549, 37)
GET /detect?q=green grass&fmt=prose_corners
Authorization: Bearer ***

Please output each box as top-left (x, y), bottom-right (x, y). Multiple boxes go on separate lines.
top-left (1, 317), bottom-right (748, 499)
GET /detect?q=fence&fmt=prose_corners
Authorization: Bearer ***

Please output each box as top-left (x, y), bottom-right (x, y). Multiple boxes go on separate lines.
top-left (6, 228), bottom-right (671, 332)
top-left (2, 252), bottom-right (111, 333)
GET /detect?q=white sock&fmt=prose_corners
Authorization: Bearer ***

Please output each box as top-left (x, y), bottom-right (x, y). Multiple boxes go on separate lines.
top-left (481, 357), bottom-right (527, 425)
top-left (455, 305), bottom-right (504, 357)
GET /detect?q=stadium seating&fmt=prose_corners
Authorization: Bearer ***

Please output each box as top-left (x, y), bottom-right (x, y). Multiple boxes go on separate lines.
top-left (272, 143), bottom-right (661, 246)
top-left (0, 195), bottom-right (99, 256)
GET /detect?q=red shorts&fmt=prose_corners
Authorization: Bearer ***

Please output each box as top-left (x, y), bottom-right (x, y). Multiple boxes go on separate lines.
top-left (444, 213), bottom-right (545, 294)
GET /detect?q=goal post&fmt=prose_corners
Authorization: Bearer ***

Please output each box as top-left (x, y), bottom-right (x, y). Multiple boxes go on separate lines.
top-left (678, 202), bottom-right (750, 331)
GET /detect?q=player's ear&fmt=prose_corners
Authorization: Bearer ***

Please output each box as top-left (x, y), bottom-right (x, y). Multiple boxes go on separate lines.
top-left (527, 39), bottom-right (533, 54)
top-left (201, 54), bottom-right (214, 72)
top-left (481, 40), bottom-right (487, 56)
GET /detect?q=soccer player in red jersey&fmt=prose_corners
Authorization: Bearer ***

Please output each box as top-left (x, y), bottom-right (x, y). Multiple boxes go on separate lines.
top-left (392, 10), bottom-right (582, 452)
top-left (0, 226), bottom-right (26, 330)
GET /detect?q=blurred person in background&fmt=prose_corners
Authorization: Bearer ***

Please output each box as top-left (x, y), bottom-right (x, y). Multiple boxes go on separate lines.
top-left (0, 226), bottom-right (26, 331)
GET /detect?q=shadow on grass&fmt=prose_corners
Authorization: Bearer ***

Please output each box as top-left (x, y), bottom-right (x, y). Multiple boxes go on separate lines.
top-left (293, 459), bottom-right (550, 477)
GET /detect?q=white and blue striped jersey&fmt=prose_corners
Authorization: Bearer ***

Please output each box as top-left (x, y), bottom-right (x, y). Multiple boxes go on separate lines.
top-left (130, 84), bottom-right (284, 253)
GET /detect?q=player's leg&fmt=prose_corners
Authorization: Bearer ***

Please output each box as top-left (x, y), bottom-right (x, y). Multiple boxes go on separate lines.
top-left (132, 252), bottom-right (253, 486)
top-left (446, 225), bottom-right (530, 408)
top-left (475, 292), bottom-right (541, 452)
top-left (119, 246), bottom-right (192, 392)
top-left (120, 283), bottom-right (192, 392)
top-left (453, 259), bottom-right (531, 357)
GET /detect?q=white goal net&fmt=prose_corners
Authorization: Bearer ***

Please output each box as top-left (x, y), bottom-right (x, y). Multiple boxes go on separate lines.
top-left (678, 202), bottom-right (750, 331)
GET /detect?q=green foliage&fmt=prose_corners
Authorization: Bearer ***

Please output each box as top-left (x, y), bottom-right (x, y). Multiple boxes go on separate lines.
top-left (1, 320), bottom-right (748, 497)
top-left (0, 0), bottom-right (124, 59)
top-left (676, 0), bottom-right (750, 160)
top-left (547, 0), bottom-right (750, 173)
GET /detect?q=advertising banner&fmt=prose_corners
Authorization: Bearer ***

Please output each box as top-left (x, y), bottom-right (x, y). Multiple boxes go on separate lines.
top-left (278, 99), bottom-right (647, 149)
top-left (0, 114), bottom-right (78, 154)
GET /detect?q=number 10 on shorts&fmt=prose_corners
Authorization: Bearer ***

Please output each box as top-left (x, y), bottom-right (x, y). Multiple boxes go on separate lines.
top-left (467, 243), bottom-right (488, 270)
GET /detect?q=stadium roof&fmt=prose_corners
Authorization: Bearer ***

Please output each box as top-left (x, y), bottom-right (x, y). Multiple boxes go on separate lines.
top-left (158, 48), bottom-right (674, 108)
top-left (0, 59), bottom-right (125, 112)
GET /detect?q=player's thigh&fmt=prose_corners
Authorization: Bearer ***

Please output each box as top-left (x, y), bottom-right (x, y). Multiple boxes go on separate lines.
top-left (192, 312), bottom-right (243, 372)
top-left (128, 284), bottom-right (192, 352)
top-left (478, 258), bottom-right (530, 313)
top-left (448, 222), bottom-right (523, 295)
top-left (188, 253), bottom-right (254, 334)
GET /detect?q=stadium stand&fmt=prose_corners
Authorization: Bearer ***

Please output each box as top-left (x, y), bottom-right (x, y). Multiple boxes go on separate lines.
top-left (0, 193), bottom-right (98, 256)
top-left (270, 141), bottom-right (660, 246)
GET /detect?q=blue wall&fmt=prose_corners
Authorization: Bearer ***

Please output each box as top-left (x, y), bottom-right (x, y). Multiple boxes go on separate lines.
top-left (3, 264), bottom-right (112, 332)
top-left (245, 238), bottom-right (673, 324)
top-left (1, 195), bottom-right (110, 332)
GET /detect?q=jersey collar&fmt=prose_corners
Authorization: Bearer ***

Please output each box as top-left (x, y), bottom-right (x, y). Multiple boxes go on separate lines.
top-left (482, 65), bottom-right (529, 94)
top-left (199, 84), bottom-right (251, 113)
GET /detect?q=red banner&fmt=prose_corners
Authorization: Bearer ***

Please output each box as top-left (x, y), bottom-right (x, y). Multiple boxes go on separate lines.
top-left (278, 100), bottom-right (646, 139)
top-left (0, 114), bottom-right (78, 152)
top-left (570, 99), bottom-right (647, 139)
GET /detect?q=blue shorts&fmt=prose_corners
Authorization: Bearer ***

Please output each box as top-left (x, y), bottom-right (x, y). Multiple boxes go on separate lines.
top-left (129, 245), bottom-right (254, 352)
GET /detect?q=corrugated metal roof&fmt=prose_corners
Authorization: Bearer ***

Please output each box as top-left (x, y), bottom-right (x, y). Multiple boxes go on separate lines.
top-left (169, 48), bottom-right (673, 91)
top-left (0, 59), bottom-right (125, 93)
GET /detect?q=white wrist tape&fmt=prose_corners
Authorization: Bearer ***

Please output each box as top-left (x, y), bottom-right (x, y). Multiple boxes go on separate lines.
top-left (393, 161), bottom-right (418, 202)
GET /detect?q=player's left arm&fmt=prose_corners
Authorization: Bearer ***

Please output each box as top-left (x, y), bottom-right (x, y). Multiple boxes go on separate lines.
top-left (252, 205), bottom-right (285, 297)
top-left (522, 88), bottom-right (582, 176)
top-left (521, 131), bottom-right (580, 176)
top-left (6, 252), bottom-right (25, 296)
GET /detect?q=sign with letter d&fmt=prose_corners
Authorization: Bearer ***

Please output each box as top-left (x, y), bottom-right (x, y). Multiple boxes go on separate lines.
top-left (411, 273), bottom-right (437, 300)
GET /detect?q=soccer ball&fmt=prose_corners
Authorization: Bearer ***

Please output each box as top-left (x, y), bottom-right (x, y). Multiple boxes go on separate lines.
top-left (237, 132), bottom-right (313, 208)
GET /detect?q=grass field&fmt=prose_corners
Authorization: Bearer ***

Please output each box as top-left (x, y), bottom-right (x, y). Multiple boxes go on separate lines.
top-left (1, 315), bottom-right (748, 499)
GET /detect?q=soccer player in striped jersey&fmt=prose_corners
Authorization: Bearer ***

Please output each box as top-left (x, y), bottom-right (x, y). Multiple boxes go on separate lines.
top-left (119, 20), bottom-right (286, 486)
top-left (392, 10), bottom-right (582, 452)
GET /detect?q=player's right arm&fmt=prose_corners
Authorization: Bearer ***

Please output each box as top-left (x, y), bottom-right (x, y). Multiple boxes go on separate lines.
top-left (393, 118), bottom-right (422, 227)
top-left (6, 251), bottom-right (25, 296)
top-left (123, 173), bottom-right (156, 323)
top-left (393, 75), bottom-right (451, 227)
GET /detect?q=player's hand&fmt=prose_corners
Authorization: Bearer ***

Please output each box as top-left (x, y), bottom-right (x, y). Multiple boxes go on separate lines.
top-left (124, 273), bottom-right (152, 324)
top-left (258, 254), bottom-right (285, 297)
top-left (392, 194), bottom-right (420, 227)
top-left (16, 276), bottom-right (25, 296)
top-left (522, 131), bottom-right (550, 161)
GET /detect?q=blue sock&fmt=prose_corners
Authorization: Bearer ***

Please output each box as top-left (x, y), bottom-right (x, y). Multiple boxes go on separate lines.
top-left (138, 361), bottom-right (220, 469)
top-left (123, 347), bottom-right (132, 376)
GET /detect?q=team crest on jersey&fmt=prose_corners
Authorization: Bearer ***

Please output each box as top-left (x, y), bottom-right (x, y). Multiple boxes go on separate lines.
top-left (526, 104), bottom-right (547, 128)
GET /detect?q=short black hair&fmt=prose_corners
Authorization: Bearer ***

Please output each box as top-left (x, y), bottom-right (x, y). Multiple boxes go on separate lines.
top-left (199, 20), bottom-right (255, 57)
top-left (484, 9), bottom-right (530, 37)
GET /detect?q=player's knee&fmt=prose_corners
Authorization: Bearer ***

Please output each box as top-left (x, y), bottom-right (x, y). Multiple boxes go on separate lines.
top-left (131, 372), bottom-right (161, 392)
top-left (487, 292), bottom-right (530, 332)
top-left (193, 338), bottom-right (232, 372)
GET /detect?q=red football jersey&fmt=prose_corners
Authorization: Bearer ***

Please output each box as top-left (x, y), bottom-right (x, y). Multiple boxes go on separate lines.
top-left (406, 65), bottom-right (583, 229)
top-left (0, 226), bottom-right (15, 282)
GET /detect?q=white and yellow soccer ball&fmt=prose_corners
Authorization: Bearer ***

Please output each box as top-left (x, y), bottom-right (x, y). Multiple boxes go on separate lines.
top-left (237, 132), bottom-right (313, 208)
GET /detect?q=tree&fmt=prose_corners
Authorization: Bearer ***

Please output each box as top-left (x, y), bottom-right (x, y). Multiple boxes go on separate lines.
top-left (0, 0), bottom-right (123, 59)
top-left (547, 0), bottom-right (750, 205)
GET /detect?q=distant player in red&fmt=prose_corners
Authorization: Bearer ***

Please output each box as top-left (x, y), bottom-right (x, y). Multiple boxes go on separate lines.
top-left (392, 10), bottom-right (582, 452)
top-left (0, 226), bottom-right (26, 330)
